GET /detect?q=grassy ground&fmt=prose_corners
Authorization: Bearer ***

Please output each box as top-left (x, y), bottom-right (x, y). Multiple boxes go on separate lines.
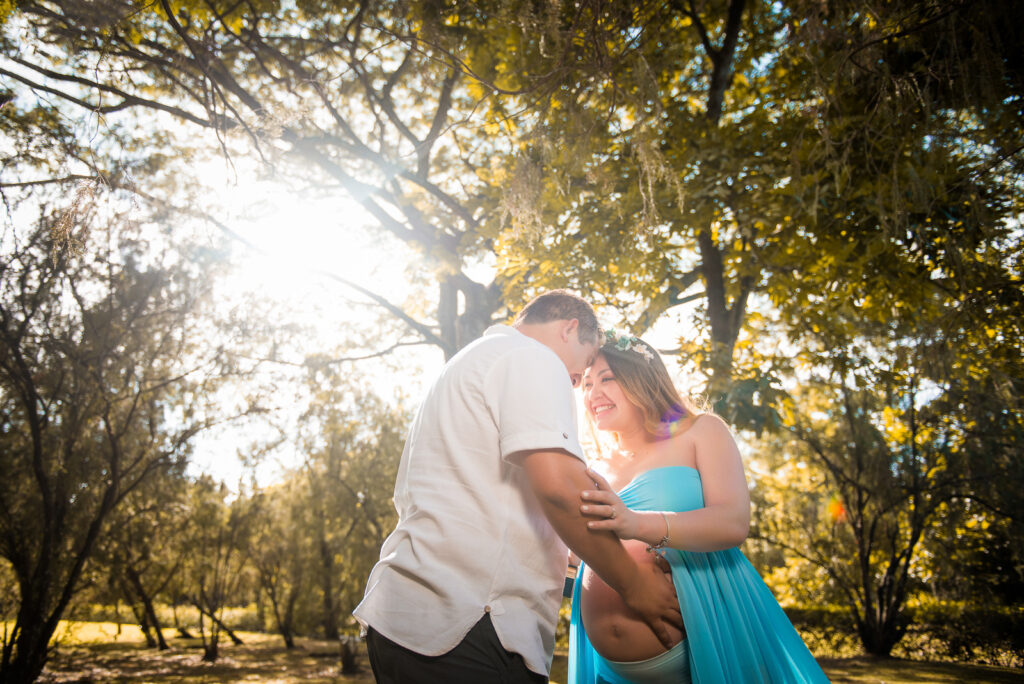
top-left (39, 624), bottom-right (370, 684)
top-left (34, 622), bottom-right (1024, 683)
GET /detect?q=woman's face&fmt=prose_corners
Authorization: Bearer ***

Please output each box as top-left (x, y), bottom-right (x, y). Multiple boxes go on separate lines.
top-left (582, 353), bottom-right (645, 433)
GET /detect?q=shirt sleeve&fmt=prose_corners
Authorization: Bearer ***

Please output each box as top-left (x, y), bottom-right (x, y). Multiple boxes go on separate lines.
top-left (487, 345), bottom-right (585, 463)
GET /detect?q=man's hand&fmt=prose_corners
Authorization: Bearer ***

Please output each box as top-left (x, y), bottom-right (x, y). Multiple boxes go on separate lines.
top-left (620, 561), bottom-right (684, 649)
top-left (518, 448), bottom-right (683, 647)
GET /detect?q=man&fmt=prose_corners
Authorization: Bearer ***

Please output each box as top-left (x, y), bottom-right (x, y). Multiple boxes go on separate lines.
top-left (354, 290), bottom-right (681, 683)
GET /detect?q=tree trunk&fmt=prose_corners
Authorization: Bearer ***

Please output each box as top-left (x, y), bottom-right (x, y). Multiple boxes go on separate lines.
top-left (663, 0), bottom-right (749, 404)
top-left (437, 277), bottom-right (502, 359)
top-left (696, 228), bottom-right (748, 402)
top-left (122, 583), bottom-right (157, 648)
top-left (455, 279), bottom-right (501, 351)
top-left (2, 541), bottom-right (103, 684)
top-left (2, 608), bottom-right (51, 684)
top-left (199, 613), bottom-right (220, 663)
top-left (203, 634), bottom-right (220, 662)
top-left (125, 566), bottom-right (169, 649)
top-left (264, 582), bottom-right (296, 649)
top-left (256, 589), bottom-right (265, 631)
top-left (202, 607), bottom-right (244, 646)
top-left (283, 585), bottom-right (300, 649)
top-left (339, 635), bottom-right (360, 674)
top-left (858, 608), bottom-right (906, 657)
top-left (172, 603), bottom-right (194, 638)
top-left (318, 534), bottom-right (340, 640)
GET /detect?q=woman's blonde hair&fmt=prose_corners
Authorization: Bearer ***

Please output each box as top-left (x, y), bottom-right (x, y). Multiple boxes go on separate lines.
top-left (599, 337), bottom-right (701, 437)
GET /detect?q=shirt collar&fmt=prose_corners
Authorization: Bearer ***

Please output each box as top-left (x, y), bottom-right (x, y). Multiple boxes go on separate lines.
top-left (483, 324), bottom-right (517, 337)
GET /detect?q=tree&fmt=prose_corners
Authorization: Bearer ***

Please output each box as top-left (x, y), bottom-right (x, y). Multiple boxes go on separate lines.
top-left (5, 1), bottom-right (1021, 662)
top-left (94, 465), bottom-right (193, 650)
top-left (5, 0), bottom-right (1022, 383)
top-left (248, 480), bottom-right (308, 649)
top-left (0, 206), bottom-right (226, 681)
top-left (3, 0), bottom-right (522, 359)
top-left (750, 242), bottom-right (1023, 656)
top-left (293, 378), bottom-right (406, 641)
top-left (178, 476), bottom-right (253, 662)
top-left (476, 0), bottom-right (1024, 418)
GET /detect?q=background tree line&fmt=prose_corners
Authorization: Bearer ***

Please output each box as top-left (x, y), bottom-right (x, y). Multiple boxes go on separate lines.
top-left (0, 205), bottom-right (408, 678)
top-left (2, 0), bottom-right (1022, 681)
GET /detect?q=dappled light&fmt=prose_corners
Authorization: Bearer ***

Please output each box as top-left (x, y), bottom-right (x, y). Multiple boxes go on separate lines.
top-left (39, 626), bottom-right (372, 684)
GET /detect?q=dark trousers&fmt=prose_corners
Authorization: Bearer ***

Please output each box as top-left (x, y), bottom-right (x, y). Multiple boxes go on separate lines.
top-left (365, 614), bottom-right (548, 684)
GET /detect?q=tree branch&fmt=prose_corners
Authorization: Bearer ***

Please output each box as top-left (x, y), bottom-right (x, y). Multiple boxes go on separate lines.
top-left (0, 64), bottom-right (218, 129)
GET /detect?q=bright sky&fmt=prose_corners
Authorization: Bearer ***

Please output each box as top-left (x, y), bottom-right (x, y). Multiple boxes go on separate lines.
top-left (186, 171), bottom-right (702, 488)
top-left (185, 164), bottom-right (717, 488)
top-left (186, 169), bottom-right (448, 488)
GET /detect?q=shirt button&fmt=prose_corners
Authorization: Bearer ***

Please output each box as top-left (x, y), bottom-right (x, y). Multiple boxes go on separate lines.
top-left (484, 605), bottom-right (491, 613)
top-left (562, 432), bottom-right (568, 439)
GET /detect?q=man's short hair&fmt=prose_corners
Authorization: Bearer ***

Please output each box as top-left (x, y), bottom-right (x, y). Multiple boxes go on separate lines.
top-left (513, 290), bottom-right (600, 345)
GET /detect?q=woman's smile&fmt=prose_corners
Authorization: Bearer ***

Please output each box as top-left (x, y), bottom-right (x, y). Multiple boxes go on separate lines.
top-left (583, 354), bottom-right (646, 433)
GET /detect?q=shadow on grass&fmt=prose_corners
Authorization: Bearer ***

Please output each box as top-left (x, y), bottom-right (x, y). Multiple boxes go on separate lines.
top-left (548, 651), bottom-right (1024, 684)
top-left (816, 655), bottom-right (1024, 684)
top-left (41, 634), bottom-right (376, 684)
top-left (39, 629), bottom-right (1024, 684)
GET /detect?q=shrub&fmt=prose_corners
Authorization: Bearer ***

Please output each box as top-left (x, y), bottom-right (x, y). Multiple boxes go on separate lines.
top-left (901, 600), bottom-right (1024, 668)
top-left (784, 601), bottom-right (1024, 667)
top-left (784, 605), bottom-right (861, 658)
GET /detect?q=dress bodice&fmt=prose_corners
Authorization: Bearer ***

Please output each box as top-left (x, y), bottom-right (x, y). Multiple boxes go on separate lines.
top-left (618, 465), bottom-right (703, 513)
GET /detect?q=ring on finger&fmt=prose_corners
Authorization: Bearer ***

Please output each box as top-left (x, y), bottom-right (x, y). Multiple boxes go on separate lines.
top-left (609, 508), bottom-right (616, 519)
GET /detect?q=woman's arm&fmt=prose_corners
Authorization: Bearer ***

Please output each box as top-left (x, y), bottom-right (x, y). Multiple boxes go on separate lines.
top-left (581, 414), bottom-right (750, 551)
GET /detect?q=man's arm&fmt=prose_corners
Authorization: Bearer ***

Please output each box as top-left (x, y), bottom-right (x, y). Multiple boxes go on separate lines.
top-left (517, 449), bottom-right (682, 645)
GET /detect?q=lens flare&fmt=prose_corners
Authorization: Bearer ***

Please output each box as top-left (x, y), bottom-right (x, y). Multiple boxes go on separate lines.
top-left (662, 406), bottom-right (687, 437)
top-left (826, 495), bottom-right (848, 524)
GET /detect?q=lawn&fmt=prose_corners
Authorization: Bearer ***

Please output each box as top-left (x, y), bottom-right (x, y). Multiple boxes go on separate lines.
top-left (32, 622), bottom-right (1024, 683)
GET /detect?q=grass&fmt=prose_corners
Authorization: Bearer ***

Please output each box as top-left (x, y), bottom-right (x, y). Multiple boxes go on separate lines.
top-left (816, 656), bottom-right (1024, 683)
top-left (40, 622), bottom-right (371, 684)
top-left (31, 621), bottom-right (1024, 683)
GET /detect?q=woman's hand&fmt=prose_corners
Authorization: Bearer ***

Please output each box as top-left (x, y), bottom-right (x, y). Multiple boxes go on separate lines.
top-left (580, 468), bottom-right (643, 540)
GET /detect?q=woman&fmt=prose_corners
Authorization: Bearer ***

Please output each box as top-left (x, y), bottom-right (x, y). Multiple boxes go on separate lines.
top-left (568, 330), bottom-right (829, 684)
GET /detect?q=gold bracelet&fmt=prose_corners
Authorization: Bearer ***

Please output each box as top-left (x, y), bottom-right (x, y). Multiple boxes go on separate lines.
top-left (645, 512), bottom-right (670, 554)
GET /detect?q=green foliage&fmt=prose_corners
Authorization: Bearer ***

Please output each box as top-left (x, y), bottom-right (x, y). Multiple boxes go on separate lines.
top-left (89, 465), bottom-right (192, 649)
top-left (289, 379), bottom-right (407, 638)
top-left (177, 475), bottom-right (255, 661)
top-left (902, 600), bottom-right (1024, 667)
top-left (782, 605), bottom-right (861, 659)
top-left (478, 0), bottom-right (1024, 420)
top-left (247, 480), bottom-right (311, 645)
top-left (0, 198), bottom-right (226, 679)
top-left (783, 602), bottom-right (1024, 668)
top-left (919, 508), bottom-right (1024, 607)
top-left (750, 280), bottom-right (1024, 655)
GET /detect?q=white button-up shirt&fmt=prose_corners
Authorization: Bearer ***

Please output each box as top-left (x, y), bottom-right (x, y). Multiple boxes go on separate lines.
top-left (353, 325), bottom-right (584, 675)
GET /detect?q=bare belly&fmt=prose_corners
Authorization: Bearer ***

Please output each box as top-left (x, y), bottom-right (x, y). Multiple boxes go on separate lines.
top-left (580, 539), bottom-right (685, 662)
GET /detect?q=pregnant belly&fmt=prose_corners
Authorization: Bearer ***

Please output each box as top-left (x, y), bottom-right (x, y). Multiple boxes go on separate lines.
top-left (580, 539), bottom-right (685, 662)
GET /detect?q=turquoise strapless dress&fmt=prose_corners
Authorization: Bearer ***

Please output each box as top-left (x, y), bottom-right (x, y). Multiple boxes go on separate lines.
top-left (569, 466), bottom-right (830, 683)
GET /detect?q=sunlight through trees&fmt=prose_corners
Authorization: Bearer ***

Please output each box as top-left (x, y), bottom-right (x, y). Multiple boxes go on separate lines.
top-left (2, 1), bottom-right (1022, 680)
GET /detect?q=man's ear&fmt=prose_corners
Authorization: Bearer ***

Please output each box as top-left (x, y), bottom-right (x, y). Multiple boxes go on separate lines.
top-left (562, 318), bottom-right (580, 342)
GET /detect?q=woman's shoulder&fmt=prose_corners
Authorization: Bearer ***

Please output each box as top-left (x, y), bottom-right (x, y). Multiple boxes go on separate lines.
top-left (692, 411), bottom-right (729, 429)
top-left (681, 411), bottom-right (731, 436)
top-left (683, 413), bottom-right (739, 452)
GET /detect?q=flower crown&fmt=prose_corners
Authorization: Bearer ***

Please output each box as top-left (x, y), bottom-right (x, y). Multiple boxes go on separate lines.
top-left (602, 329), bottom-right (654, 362)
